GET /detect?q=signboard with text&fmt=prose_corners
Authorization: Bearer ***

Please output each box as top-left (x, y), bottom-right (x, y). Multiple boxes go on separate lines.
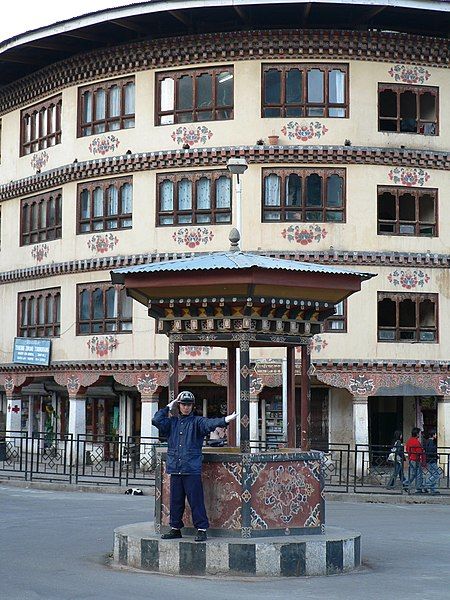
top-left (13, 338), bottom-right (52, 366)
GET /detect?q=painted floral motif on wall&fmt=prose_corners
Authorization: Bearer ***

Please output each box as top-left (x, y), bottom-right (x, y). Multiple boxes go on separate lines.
top-left (31, 243), bottom-right (49, 262)
top-left (281, 121), bottom-right (328, 142)
top-left (137, 374), bottom-right (158, 394)
top-left (388, 167), bottom-right (430, 187)
top-left (86, 335), bottom-right (119, 357)
top-left (172, 227), bottom-right (214, 248)
top-left (66, 375), bottom-right (80, 395)
top-left (30, 151), bottom-right (49, 173)
top-left (309, 336), bottom-right (329, 353)
top-left (171, 125), bottom-right (213, 146)
top-left (388, 269), bottom-right (430, 289)
top-left (256, 465), bottom-right (310, 525)
top-left (388, 65), bottom-right (431, 84)
top-left (349, 375), bottom-right (375, 395)
top-left (180, 346), bottom-right (211, 358)
top-left (87, 233), bottom-right (119, 254)
top-left (281, 224), bottom-right (327, 245)
top-left (438, 377), bottom-right (450, 396)
top-left (88, 134), bottom-right (120, 155)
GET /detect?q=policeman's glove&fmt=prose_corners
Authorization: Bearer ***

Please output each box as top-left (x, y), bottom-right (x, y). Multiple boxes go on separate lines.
top-left (167, 399), bottom-right (177, 411)
top-left (225, 412), bottom-right (238, 423)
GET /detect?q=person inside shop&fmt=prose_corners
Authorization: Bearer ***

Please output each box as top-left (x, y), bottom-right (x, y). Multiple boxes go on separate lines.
top-left (405, 427), bottom-right (426, 494)
top-left (152, 390), bottom-right (237, 542)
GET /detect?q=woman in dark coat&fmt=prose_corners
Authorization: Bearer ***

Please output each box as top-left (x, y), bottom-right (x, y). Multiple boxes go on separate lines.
top-left (386, 430), bottom-right (407, 489)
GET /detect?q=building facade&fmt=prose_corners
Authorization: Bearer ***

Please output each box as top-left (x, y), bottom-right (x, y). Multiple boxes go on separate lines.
top-left (0, 0), bottom-right (449, 454)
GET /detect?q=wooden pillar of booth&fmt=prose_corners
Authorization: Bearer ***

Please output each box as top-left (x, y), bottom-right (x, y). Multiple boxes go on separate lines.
top-left (287, 346), bottom-right (296, 448)
top-left (300, 344), bottom-right (311, 451)
top-left (227, 346), bottom-right (237, 447)
top-left (168, 339), bottom-right (179, 406)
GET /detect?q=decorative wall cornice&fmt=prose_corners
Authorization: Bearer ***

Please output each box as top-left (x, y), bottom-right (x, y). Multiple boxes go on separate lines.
top-left (0, 29), bottom-right (448, 116)
top-left (1, 145), bottom-right (448, 202)
top-left (0, 248), bottom-right (449, 285)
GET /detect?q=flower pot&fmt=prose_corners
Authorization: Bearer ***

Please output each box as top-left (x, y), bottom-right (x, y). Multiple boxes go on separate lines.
top-left (268, 135), bottom-right (279, 145)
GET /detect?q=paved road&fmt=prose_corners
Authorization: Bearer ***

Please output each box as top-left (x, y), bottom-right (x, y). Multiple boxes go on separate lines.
top-left (1, 485), bottom-right (449, 600)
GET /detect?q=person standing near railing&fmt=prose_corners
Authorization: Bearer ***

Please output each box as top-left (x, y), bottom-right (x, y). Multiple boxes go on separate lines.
top-left (424, 430), bottom-right (440, 495)
top-left (405, 427), bottom-right (427, 494)
top-left (386, 430), bottom-right (407, 490)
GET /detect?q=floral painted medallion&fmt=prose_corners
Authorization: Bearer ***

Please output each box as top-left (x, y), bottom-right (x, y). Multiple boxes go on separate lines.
top-left (86, 335), bottom-right (119, 357)
top-left (87, 233), bottom-right (119, 253)
top-left (281, 121), bottom-right (328, 142)
top-left (172, 227), bottom-right (214, 248)
top-left (180, 346), bottom-right (211, 358)
top-left (31, 243), bottom-right (49, 262)
top-left (388, 167), bottom-right (430, 187)
top-left (281, 224), bottom-right (327, 245)
top-left (30, 151), bottom-right (49, 173)
top-left (388, 65), bottom-right (431, 84)
top-left (387, 269), bottom-right (430, 289)
top-left (88, 134), bottom-right (120, 155)
top-left (171, 125), bottom-right (213, 146)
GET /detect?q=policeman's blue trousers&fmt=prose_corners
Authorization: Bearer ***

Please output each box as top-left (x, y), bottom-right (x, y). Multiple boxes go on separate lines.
top-left (169, 474), bottom-right (209, 530)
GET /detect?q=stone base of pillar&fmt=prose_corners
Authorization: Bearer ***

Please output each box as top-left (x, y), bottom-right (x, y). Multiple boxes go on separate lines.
top-left (113, 524), bottom-right (361, 576)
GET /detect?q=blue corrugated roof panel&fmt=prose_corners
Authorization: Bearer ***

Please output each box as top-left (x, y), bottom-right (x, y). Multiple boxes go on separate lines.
top-left (111, 251), bottom-right (374, 279)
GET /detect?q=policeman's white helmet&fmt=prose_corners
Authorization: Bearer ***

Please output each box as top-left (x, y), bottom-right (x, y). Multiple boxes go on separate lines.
top-left (176, 391), bottom-right (195, 404)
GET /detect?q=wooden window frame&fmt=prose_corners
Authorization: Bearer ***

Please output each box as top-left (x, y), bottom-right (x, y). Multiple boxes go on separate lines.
top-left (18, 287), bottom-right (61, 338)
top-left (378, 83), bottom-right (439, 135)
top-left (77, 282), bottom-right (132, 335)
top-left (77, 76), bottom-right (135, 137)
top-left (323, 300), bottom-right (347, 333)
top-left (77, 176), bottom-right (132, 234)
top-left (377, 292), bottom-right (438, 343)
top-left (377, 186), bottom-right (438, 237)
top-left (262, 167), bottom-right (346, 223)
top-left (156, 170), bottom-right (232, 226)
top-left (261, 63), bottom-right (349, 118)
top-left (156, 66), bottom-right (234, 125)
top-left (20, 94), bottom-right (62, 156)
top-left (20, 189), bottom-right (62, 246)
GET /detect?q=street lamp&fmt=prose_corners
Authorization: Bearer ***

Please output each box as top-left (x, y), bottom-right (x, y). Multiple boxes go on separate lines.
top-left (227, 158), bottom-right (248, 247)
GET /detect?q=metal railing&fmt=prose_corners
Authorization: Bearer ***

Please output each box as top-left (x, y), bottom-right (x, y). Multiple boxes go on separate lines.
top-left (1, 433), bottom-right (449, 495)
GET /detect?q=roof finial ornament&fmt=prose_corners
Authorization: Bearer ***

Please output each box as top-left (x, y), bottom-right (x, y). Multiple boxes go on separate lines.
top-left (229, 228), bottom-right (240, 251)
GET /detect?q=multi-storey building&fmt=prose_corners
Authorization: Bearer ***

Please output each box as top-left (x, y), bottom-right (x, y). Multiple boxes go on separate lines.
top-left (0, 0), bottom-right (449, 453)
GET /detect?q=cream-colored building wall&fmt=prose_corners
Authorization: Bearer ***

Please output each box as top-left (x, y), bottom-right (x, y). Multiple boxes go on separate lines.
top-left (329, 388), bottom-right (353, 444)
top-left (0, 58), bottom-right (448, 184)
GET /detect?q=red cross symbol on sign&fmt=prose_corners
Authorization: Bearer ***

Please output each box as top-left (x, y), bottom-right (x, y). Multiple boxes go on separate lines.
top-left (11, 404), bottom-right (20, 413)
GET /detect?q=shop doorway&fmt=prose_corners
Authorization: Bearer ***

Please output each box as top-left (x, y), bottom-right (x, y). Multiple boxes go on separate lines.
top-left (369, 396), bottom-right (403, 447)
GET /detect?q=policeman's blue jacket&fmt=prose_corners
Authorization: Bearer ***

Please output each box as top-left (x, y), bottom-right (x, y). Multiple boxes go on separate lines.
top-left (152, 407), bottom-right (227, 475)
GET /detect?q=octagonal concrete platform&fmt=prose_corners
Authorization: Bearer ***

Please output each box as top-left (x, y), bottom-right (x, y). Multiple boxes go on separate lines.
top-left (113, 523), bottom-right (361, 577)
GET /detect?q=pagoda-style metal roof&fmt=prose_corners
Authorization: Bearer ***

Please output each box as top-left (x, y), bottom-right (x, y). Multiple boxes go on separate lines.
top-left (111, 251), bottom-right (374, 281)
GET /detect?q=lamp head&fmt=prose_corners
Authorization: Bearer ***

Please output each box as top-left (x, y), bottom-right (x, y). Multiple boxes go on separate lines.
top-left (226, 158), bottom-right (248, 176)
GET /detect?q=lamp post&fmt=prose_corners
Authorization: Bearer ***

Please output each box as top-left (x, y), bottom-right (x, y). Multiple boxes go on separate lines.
top-left (226, 158), bottom-right (248, 247)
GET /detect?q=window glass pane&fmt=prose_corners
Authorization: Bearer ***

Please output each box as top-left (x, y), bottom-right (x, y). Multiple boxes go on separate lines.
top-left (197, 73), bottom-right (212, 108)
top-left (420, 92), bottom-right (436, 121)
top-left (31, 203), bottom-right (38, 230)
top-left (216, 71), bottom-right (233, 107)
top-left (399, 299), bottom-right (415, 327)
top-left (160, 180), bottom-right (174, 211)
top-left (328, 70), bottom-right (345, 103)
top-left (29, 298), bottom-right (36, 325)
top-left (48, 198), bottom-right (55, 227)
top-left (107, 187), bottom-right (119, 215)
top-left (92, 289), bottom-right (104, 320)
top-left (419, 299), bottom-right (435, 326)
top-left (326, 175), bottom-right (343, 207)
top-left (307, 69), bottom-right (324, 103)
top-left (121, 183), bottom-right (132, 214)
top-left (93, 188), bottom-right (103, 217)
top-left (55, 295), bottom-right (61, 323)
top-left (21, 299), bottom-right (27, 326)
top-left (160, 77), bottom-right (175, 112)
top-left (286, 69), bottom-right (302, 104)
top-left (124, 82), bottom-right (135, 114)
top-left (178, 76), bottom-right (193, 110)
top-left (399, 193), bottom-right (415, 221)
top-left (216, 176), bottom-right (231, 208)
top-left (81, 189), bottom-right (90, 219)
top-left (120, 289), bottom-right (132, 319)
top-left (109, 86), bottom-right (120, 118)
top-left (95, 89), bottom-right (106, 120)
top-left (196, 177), bottom-right (211, 210)
top-left (106, 287), bottom-right (116, 318)
top-left (378, 298), bottom-right (395, 326)
top-left (39, 202), bottom-right (46, 229)
top-left (264, 69), bottom-right (281, 105)
top-left (178, 179), bottom-right (192, 211)
top-left (306, 174), bottom-right (322, 207)
top-left (419, 194), bottom-right (435, 223)
top-left (80, 290), bottom-right (90, 320)
top-left (47, 295), bottom-right (54, 324)
top-left (286, 174), bottom-right (301, 206)
top-left (38, 296), bottom-right (45, 324)
top-left (264, 174), bottom-right (281, 206)
top-left (379, 89), bottom-right (397, 117)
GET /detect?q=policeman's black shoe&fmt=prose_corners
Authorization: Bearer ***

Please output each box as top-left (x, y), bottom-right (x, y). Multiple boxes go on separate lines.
top-left (194, 529), bottom-right (207, 542)
top-left (161, 528), bottom-right (182, 540)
